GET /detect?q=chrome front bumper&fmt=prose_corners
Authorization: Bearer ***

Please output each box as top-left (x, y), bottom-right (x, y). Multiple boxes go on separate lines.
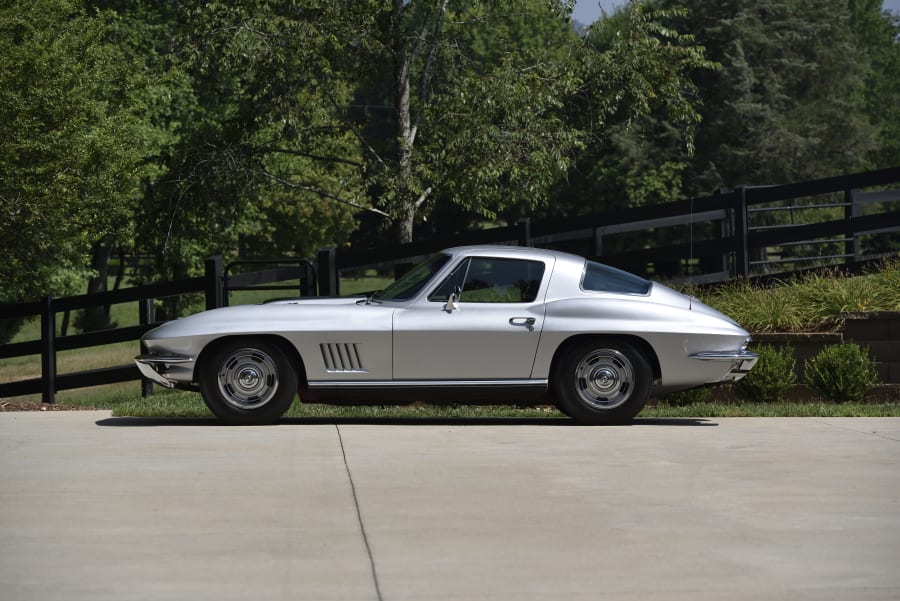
top-left (135, 354), bottom-right (194, 388)
top-left (690, 350), bottom-right (759, 382)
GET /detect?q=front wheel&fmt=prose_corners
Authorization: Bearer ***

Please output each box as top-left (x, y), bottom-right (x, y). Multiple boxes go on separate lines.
top-left (199, 338), bottom-right (297, 425)
top-left (553, 340), bottom-right (652, 424)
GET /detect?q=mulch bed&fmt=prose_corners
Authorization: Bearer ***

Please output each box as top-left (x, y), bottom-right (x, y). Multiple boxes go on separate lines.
top-left (0, 401), bottom-right (100, 411)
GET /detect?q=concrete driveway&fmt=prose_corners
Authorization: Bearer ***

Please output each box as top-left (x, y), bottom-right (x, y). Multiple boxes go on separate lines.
top-left (1, 412), bottom-right (898, 601)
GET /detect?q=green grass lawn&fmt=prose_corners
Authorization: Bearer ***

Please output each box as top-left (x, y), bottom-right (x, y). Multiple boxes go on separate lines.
top-left (9, 385), bottom-right (897, 419)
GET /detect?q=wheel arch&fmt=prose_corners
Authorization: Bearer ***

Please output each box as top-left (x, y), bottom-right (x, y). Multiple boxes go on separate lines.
top-left (195, 334), bottom-right (308, 389)
top-left (548, 334), bottom-right (661, 392)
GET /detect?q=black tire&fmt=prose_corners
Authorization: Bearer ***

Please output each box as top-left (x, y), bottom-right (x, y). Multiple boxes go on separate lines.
top-left (199, 338), bottom-right (298, 425)
top-left (553, 339), bottom-right (652, 425)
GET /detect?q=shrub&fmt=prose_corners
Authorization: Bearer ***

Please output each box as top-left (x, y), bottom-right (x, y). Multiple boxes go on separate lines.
top-left (734, 344), bottom-right (796, 403)
top-left (659, 386), bottom-right (712, 407)
top-left (804, 344), bottom-right (879, 403)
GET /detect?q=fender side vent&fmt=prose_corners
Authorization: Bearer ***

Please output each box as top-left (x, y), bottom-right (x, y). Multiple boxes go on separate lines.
top-left (320, 343), bottom-right (366, 373)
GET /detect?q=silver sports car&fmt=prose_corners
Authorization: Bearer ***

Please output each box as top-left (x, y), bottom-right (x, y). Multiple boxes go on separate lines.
top-left (136, 246), bottom-right (757, 424)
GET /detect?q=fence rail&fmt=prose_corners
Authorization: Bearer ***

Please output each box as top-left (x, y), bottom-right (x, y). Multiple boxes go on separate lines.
top-left (223, 258), bottom-right (316, 305)
top-left (0, 254), bottom-right (242, 402)
top-left (322, 166), bottom-right (900, 283)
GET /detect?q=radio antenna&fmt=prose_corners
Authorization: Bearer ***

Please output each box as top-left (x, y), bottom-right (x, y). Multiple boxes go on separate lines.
top-left (689, 196), bottom-right (694, 309)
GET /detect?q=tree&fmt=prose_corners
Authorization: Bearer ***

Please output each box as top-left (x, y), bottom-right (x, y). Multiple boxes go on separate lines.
top-left (105, 0), bottom-right (718, 269)
top-left (0, 0), bottom-right (724, 328)
top-left (325, 0), bottom-right (585, 243)
top-left (119, 1), bottom-right (366, 294)
top-left (549, 2), bottom-right (716, 215)
top-left (335, 0), bottom-right (716, 242)
top-left (0, 0), bottom-right (151, 309)
top-left (129, 1), bottom-right (587, 250)
top-left (849, 0), bottom-right (900, 169)
top-left (655, 0), bottom-right (878, 194)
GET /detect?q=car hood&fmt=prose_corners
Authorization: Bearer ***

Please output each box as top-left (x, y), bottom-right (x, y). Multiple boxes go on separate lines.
top-left (143, 296), bottom-right (376, 342)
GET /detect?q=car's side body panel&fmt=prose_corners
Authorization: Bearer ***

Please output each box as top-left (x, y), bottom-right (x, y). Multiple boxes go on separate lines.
top-left (533, 297), bottom-right (749, 386)
top-left (392, 301), bottom-right (547, 380)
top-left (141, 301), bottom-right (396, 383)
top-left (390, 252), bottom-right (555, 380)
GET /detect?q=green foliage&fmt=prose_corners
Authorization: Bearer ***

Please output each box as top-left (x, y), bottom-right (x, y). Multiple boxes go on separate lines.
top-left (556, 2), bottom-right (717, 214)
top-left (44, 393), bottom-right (900, 419)
top-left (121, 0), bottom-right (365, 292)
top-left (706, 281), bottom-right (807, 333)
top-left (643, 402), bottom-right (900, 418)
top-left (734, 345), bottom-right (796, 403)
top-left (849, 0), bottom-right (900, 168)
top-left (655, 0), bottom-right (879, 194)
top-left (658, 386), bottom-right (712, 407)
top-left (805, 344), bottom-right (880, 404)
top-left (433, 46), bottom-right (583, 219)
top-left (4, 0), bottom-right (900, 324)
top-left (699, 260), bottom-right (900, 332)
top-left (338, 0), bottom-right (590, 241)
top-left (0, 0), bottom-right (153, 306)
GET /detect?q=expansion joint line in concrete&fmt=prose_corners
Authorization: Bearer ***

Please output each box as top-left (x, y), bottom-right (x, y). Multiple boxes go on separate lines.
top-left (810, 418), bottom-right (900, 442)
top-left (336, 424), bottom-right (384, 601)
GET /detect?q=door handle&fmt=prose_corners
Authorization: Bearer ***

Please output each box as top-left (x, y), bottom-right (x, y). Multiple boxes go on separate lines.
top-left (509, 317), bottom-right (536, 331)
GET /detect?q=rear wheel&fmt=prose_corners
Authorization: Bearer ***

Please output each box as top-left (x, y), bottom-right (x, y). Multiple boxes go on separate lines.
top-left (199, 338), bottom-right (297, 425)
top-left (553, 339), bottom-right (652, 424)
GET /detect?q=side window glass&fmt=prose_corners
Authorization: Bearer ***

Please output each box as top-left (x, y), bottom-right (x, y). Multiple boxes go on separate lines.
top-left (429, 259), bottom-right (470, 302)
top-left (458, 258), bottom-right (545, 303)
top-left (581, 261), bottom-right (651, 295)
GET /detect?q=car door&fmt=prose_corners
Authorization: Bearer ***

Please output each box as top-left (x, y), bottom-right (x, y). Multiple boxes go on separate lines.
top-left (392, 256), bottom-right (552, 381)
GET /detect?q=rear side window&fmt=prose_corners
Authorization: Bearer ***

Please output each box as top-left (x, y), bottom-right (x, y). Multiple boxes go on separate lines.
top-left (582, 261), bottom-right (651, 295)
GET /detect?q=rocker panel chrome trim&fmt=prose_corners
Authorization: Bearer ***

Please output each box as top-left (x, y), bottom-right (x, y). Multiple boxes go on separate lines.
top-left (307, 379), bottom-right (549, 388)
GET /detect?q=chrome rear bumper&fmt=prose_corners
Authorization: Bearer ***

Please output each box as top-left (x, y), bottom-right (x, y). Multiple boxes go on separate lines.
top-left (690, 350), bottom-right (759, 382)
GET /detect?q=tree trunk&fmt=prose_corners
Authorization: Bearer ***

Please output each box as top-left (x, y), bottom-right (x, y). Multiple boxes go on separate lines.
top-left (393, 0), bottom-right (415, 244)
top-left (397, 202), bottom-right (416, 245)
top-left (77, 239), bottom-right (114, 332)
top-left (390, 0), bottom-right (449, 245)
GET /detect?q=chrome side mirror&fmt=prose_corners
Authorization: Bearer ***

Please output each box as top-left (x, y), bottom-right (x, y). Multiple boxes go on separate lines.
top-left (443, 286), bottom-right (461, 312)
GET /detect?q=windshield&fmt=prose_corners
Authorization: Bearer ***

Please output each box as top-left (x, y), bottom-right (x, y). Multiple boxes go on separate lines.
top-left (378, 253), bottom-right (452, 301)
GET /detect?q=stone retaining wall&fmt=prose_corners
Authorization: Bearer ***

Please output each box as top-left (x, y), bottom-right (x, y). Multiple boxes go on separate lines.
top-left (752, 312), bottom-right (900, 384)
top-left (843, 312), bottom-right (900, 384)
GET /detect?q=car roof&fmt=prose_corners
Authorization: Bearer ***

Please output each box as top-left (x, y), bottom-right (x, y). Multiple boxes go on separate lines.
top-left (441, 245), bottom-right (586, 265)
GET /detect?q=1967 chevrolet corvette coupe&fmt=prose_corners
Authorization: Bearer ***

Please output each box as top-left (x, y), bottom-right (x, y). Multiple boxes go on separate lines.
top-left (136, 245), bottom-right (758, 425)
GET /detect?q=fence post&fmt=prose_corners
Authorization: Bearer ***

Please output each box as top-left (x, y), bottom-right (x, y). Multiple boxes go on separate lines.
top-left (517, 218), bottom-right (532, 247)
top-left (733, 186), bottom-right (750, 278)
top-left (593, 228), bottom-right (603, 257)
top-left (317, 247), bottom-right (339, 296)
top-left (300, 261), bottom-right (317, 297)
top-left (204, 255), bottom-right (224, 310)
top-left (139, 297), bottom-right (154, 398)
top-left (845, 189), bottom-right (860, 263)
top-left (40, 296), bottom-right (56, 404)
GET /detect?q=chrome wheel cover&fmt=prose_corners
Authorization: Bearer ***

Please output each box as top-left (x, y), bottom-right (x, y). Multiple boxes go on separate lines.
top-left (573, 349), bottom-right (634, 410)
top-left (217, 348), bottom-right (279, 410)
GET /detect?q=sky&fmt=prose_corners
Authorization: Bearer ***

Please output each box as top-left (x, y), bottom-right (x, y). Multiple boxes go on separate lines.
top-left (573, 0), bottom-right (900, 25)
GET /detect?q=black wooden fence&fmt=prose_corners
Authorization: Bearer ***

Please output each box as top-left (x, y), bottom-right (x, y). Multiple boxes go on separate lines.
top-left (320, 166), bottom-right (900, 290)
top-left (0, 257), bottom-right (315, 403)
top-left (1, 166), bottom-right (898, 402)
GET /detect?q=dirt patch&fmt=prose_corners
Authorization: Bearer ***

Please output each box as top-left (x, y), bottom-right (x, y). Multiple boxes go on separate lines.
top-left (0, 401), bottom-right (100, 412)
